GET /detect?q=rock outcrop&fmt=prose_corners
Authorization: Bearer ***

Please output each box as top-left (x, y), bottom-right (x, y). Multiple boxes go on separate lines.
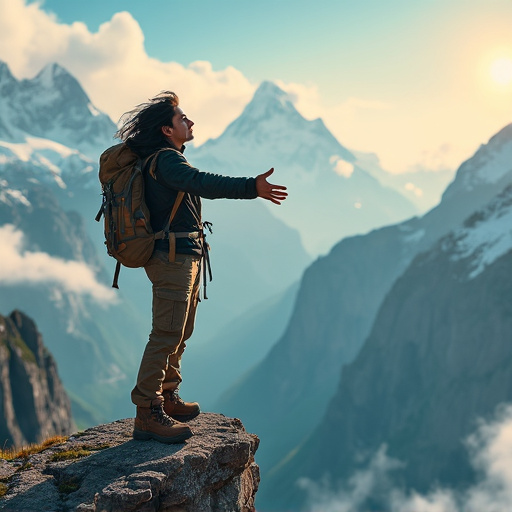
top-left (0, 413), bottom-right (259, 512)
top-left (0, 311), bottom-right (74, 447)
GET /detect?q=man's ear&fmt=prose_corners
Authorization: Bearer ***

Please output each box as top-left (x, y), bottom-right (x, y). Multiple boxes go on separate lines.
top-left (162, 126), bottom-right (173, 137)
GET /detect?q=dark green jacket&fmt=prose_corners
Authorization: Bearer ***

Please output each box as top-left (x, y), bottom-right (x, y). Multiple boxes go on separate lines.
top-left (139, 144), bottom-right (258, 255)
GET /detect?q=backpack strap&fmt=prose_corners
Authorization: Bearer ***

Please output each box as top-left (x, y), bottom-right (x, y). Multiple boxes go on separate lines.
top-left (164, 191), bottom-right (185, 263)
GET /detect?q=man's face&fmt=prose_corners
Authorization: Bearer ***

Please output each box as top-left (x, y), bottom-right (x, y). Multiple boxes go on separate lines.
top-left (165, 107), bottom-right (194, 148)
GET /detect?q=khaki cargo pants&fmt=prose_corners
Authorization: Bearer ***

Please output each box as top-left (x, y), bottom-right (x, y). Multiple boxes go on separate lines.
top-left (131, 251), bottom-right (201, 407)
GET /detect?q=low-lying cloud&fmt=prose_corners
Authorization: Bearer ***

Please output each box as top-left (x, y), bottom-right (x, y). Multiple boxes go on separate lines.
top-left (0, 224), bottom-right (116, 302)
top-left (300, 404), bottom-right (512, 512)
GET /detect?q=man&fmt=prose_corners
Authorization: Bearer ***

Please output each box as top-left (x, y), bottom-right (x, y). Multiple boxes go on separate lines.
top-left (115, 92), bottom-right (287, 444)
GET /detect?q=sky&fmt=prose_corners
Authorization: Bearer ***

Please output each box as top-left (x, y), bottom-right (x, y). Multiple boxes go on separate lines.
top-left (1, 0), bottom-right (512, 173)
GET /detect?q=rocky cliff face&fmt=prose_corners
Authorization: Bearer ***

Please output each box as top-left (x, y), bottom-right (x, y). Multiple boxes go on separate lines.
top-left (0, 413), bottom-right (259, 512)
top-left (0, 310), bottom-right (74, 448)
top-left (216, 122), bottom-right (512, 481)
top-left (261, 185), bottom-right (512, 510)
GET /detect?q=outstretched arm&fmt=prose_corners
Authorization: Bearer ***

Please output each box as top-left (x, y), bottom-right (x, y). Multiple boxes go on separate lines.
top-left (255, 168), bottom-right (288, 205)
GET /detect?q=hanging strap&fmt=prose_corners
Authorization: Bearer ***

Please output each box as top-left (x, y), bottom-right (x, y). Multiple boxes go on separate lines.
top-left (112, 261), bottom-right (122, 289)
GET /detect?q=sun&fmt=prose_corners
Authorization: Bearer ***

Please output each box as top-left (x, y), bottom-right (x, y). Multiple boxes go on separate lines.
top-left (490, 57), bottom-right (512, 85)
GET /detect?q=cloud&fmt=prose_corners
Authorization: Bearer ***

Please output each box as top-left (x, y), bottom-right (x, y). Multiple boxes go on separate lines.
top-left (330, 155), bottom-right (355, 178)
top-left (0, 224), bottom-right (117, 302)
top-left (405, 182), bottom-right (424, 197)
top-left (298, 445), bottom-right (404, 512)
top-left (0, 0), bottom-right (256, 144)
top-left (300, 404), bottom-right (512, 512)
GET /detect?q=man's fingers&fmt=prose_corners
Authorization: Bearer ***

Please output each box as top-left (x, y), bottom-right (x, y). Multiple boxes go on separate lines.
top-left (268, 183), bottom-right (287, 190)
top-left (262, 168), bottom-right (274, 178)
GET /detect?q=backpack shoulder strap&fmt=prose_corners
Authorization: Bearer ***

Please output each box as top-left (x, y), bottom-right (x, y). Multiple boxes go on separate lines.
top-left (145, 147), bottom-right (180, 180)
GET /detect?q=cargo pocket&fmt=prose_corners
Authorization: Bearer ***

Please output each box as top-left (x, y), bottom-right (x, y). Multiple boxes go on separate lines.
top-left (153, 288), bottom-right (190, 333)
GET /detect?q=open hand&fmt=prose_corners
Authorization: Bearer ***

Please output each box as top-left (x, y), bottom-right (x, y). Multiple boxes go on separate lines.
top-left (255, 168), bottom-right (288, 205)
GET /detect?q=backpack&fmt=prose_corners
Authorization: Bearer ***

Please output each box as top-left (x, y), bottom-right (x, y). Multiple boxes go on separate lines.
top-left (95, 143), bottom-right (184, 288)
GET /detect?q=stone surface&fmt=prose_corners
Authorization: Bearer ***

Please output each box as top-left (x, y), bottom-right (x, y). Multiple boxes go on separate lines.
top-left (0, 413), bottom-right (259, 512)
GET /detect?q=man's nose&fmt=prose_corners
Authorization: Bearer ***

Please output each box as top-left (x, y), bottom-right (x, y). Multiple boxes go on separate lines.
top-left (188, 120), bottom-right (194, 127)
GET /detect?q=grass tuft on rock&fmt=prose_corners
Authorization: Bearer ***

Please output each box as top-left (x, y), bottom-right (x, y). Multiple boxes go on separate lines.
top-left (0, 435), bottom-right (68, 461)
top-left (50, 449), bottom-right (91, 462)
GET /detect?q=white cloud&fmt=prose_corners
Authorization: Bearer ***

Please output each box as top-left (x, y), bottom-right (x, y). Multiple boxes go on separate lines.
top-left (0, 0), bottom-right (256, 144)
top-left (0, 224), bottom-right (116, 302)
top-left (405, 181), bottom-right (424, 197)
top-left (298, 445), bottom-right (404, 512)
top-left (301, 404), bottom-right (512, 512)
top-left (330, 155), bottom-right (355, 178)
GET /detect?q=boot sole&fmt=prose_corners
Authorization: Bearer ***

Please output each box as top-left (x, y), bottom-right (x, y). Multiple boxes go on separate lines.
top-left (133, 429), bottom-right (193, 444)
top-left (171, 409), bottom-right (200, 422)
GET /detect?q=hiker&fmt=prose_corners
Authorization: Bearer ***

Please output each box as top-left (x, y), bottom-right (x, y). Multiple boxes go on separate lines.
top-left (114, 92), bottom-right (287, 444)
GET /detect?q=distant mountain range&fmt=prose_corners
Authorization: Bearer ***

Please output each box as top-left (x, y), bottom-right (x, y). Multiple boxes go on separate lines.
top-left (215, 122), bottom-right (512, 510)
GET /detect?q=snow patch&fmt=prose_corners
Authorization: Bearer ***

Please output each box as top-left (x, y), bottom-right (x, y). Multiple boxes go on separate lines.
top-left (88, 103), bottom-right (101, 117)
top-left (0, 188), bottom-right (31, 207)
top-left (450, 189), bottom-right (512, 279)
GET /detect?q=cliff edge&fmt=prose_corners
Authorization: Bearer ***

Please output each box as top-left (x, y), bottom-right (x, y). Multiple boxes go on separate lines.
top-left (0, 413), bottom-right (259, 512)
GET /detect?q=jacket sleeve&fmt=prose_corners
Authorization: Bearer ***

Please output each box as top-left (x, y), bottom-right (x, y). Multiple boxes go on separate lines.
top-left (154, 150), bottom-right (258, 200)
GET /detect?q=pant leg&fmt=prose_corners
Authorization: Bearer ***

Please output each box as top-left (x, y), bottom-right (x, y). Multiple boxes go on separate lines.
top-left (131, 252), bottom-right (201, 407)
top-left (162, 261), bottom-right (201, 391)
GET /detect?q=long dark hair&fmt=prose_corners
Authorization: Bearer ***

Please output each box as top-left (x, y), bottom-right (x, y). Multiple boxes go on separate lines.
top-left (115, 91), bottom-right (179, 154)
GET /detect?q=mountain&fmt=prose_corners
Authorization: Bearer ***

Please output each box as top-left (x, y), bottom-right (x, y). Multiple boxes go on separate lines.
top-left (0, 61), bottom-right (117, 159)
top-left (0, 310), bottom-right (74, 447)
top-left (262, 183), bottom-right (512, 511)
top-left (188, 81), bottom-right (418, 255)
top-left (216, 122), bottom-right (512, 496)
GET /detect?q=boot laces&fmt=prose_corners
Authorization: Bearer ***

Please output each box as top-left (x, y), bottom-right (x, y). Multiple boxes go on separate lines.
top-left (170, 390), bottom-right (186, 406)
top-left (150, 403), bottom-right (176, 427)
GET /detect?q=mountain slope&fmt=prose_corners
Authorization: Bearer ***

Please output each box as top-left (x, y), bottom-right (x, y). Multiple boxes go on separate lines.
top-left (262, 183), bottom-right (512, 511)
top-left (188, 81), bottom-right (418, 255)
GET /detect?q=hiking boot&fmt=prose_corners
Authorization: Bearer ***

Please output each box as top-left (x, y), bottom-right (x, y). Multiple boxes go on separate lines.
top-left (133, 403), bottom-right (193, 443)
top-left (163, 390), bottom-right (200, 421)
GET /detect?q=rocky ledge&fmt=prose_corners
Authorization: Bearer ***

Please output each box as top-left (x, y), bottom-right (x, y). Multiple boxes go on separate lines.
top-left (0, 413), bottom-right (259, 512)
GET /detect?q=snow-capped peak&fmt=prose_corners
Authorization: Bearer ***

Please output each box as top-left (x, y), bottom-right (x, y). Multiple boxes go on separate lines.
top-left (0, 61), bottom-right (117, 159)
top-left (33, 62), bottom-right (71, 89)
top-left (235, 80), bottom-right (303, 126)
top-left (443, 123), bottom-right (512, 200)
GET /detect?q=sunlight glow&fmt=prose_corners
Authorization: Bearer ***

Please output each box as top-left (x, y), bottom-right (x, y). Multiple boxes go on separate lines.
top-left (490, 58), bottom-right (512, 85)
